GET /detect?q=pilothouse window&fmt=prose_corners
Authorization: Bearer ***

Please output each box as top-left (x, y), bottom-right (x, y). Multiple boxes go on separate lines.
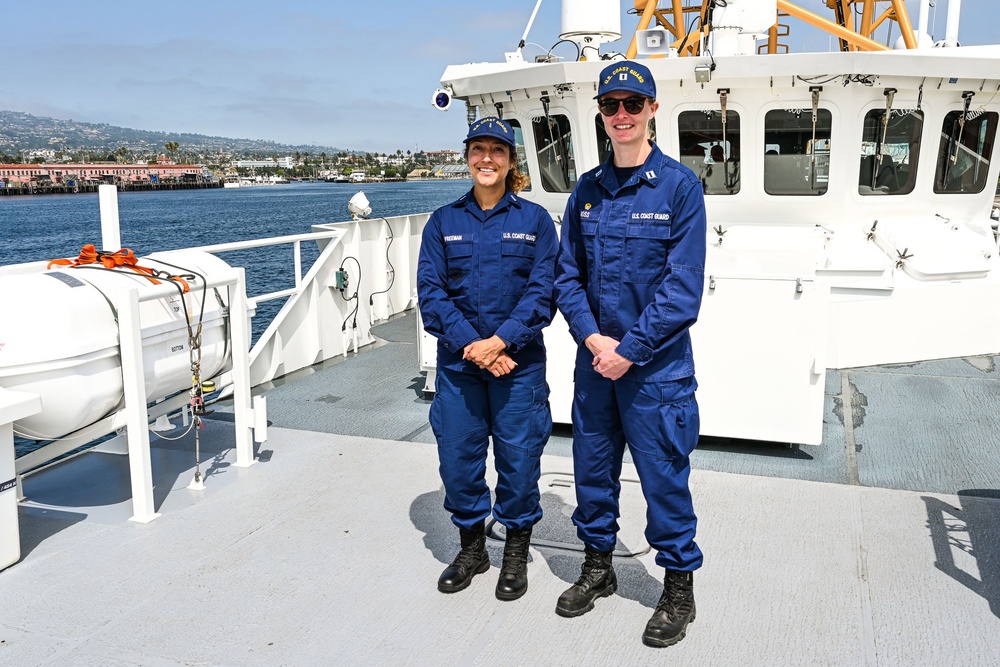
top-left (532, 114), bottom-right (577, 193)
top-left (507, 119), bottom-right (531, 193)
top-left (934, 110), bottom-right (997, 194)
top-left (859, 108), bottom-right (923, 195)
top-left (678, 110), bottom-right (741, 195)
top-left (763, 108), bottom-right (832, 196)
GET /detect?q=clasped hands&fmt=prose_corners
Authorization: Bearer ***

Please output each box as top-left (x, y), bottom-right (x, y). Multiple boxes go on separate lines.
top-left (464, 335), bottom-right (516, 377)
top-left (585, 333), bottom-right (633, 381)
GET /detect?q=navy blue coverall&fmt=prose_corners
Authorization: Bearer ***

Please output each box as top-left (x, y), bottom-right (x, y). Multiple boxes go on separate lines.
top-left (418, 189), bottom-right (558, 532)
top-left (554, 143), bottom-right (707, 571)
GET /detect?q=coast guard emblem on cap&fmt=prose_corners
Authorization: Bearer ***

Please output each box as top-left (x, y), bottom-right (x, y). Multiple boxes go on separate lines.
top-left (595, 60), bottom-right (656, 99)
top-left (464, 116), bottom-right (516, 148)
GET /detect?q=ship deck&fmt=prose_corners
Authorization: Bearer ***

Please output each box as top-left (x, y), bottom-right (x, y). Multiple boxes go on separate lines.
top-left (3, 314), bottom-right (1000, 665)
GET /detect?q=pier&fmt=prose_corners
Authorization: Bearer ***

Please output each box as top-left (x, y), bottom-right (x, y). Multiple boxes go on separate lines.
top-left (0, 181), bottom-right (222, 196)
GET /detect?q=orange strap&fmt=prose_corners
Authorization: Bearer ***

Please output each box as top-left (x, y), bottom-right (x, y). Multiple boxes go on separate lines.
top-left (47, 244), bottom-right (190, 292)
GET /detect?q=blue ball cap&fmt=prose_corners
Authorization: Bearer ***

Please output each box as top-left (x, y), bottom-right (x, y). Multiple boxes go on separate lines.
top-left (464, 116), bottom-right (516, 149)
top-left (595, 61), bottom-right (656, 99)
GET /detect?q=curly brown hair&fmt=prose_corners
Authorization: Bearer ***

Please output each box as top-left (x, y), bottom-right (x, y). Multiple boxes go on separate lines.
top-left (506, 161), bottom-right (530, 194)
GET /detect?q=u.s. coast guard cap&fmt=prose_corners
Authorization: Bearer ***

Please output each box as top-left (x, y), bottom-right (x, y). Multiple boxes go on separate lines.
top-left (595, 61), bottom-right (656, 99)
top-left (464, 116), bottom-right (516, 149)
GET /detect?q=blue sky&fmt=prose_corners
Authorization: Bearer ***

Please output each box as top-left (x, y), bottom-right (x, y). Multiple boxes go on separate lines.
top-left (3, 1), bottom-right (996, 154)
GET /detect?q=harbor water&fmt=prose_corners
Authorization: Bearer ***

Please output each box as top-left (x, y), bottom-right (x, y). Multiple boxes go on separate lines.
top-left (2, 179), bottom-right (469, 267)
top-left (2, 179), bottom-right (470, 333)
top-left (2, 180), bottom-right (470, 455)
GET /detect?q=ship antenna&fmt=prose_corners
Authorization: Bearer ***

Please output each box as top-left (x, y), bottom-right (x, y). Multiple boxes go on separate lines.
top-left (510, 0), bottom-right (544, 62)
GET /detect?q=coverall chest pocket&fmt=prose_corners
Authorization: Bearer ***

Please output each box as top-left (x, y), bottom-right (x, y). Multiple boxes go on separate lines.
top-left (501, 240), bottom-right (535, 295)
top-left (444, 241), bottom-right (474, 294)
top-left (580, 220), bottom-right (599, 272)
top-left (624, 223), bottom-right (671, 284)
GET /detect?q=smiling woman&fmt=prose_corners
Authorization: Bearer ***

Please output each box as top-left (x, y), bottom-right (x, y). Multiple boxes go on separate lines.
top-left (416, 115), bottom-right (558, 603)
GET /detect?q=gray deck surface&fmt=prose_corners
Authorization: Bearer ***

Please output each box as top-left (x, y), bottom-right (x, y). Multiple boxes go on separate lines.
top-left (3, 313), bottom-right (1000, 665)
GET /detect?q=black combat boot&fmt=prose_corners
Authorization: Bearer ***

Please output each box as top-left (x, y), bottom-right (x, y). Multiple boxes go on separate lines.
top-left (495, 527), bottom-right (532, 601)
top-left (437, 523), bottom-right (490, 594)
top-left (642, 570), bottom-right (696, 648)
top-left (555, 545), bottom-right (617, 617)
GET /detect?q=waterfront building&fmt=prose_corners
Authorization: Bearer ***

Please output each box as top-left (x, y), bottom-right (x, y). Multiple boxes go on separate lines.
top-left (0, 162), bottom-right (207, 187)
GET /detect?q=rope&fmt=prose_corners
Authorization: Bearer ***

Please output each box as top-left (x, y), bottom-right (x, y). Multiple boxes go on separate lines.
top-left (47, 244), bottom-right (191, 292)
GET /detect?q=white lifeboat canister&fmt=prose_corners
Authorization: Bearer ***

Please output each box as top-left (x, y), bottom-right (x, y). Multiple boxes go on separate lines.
top-left (0, 249), bottom-right (234, 441)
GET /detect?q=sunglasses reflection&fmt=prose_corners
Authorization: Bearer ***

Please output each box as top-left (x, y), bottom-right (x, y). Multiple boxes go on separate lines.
top-left (598, 97), bottom-right (649, 116)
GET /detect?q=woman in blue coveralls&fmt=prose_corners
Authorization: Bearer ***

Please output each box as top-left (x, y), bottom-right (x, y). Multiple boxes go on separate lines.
top-left (553, 61), bottom-right (707, 648)
top-left (417, 117), bottom-right (558, 601)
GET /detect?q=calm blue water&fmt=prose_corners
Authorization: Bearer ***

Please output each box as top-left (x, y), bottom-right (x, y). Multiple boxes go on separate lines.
top-left (2, 180), bottom-right (470, 335)
top-left (2, 180), bottom-right (470, 454)
top-left (2, 180), bottom-right (469, 264)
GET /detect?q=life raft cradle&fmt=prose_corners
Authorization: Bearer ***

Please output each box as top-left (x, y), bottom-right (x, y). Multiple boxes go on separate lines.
top-left (46, 244), bottom-right (214, 488)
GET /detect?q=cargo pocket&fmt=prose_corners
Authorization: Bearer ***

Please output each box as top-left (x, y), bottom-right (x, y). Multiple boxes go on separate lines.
top-left (529, 381), bottom-right (553, 455)
top-left (659, 391), bottom-right (699, 460)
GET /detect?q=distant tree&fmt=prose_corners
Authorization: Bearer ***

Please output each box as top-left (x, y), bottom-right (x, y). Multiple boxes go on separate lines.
top-left (164, 141), bottom-right (180, 158)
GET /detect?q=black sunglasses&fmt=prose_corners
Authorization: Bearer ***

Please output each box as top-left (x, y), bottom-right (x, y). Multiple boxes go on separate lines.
top-left (597, 96), bottom-right (648, 116)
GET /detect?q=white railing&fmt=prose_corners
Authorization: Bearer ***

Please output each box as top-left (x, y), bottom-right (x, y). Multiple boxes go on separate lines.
top-left (242, 213), bottom-right (430, 387)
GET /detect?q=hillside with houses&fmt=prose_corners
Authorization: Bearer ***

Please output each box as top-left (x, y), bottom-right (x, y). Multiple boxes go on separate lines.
top-left (0, 110), bottom-right (466, 185)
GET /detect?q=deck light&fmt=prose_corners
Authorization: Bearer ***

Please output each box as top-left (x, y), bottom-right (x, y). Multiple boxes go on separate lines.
top-left (432, 88), bottom-right (452, 111)
top-left (348, 191), bottom-right (371, 219)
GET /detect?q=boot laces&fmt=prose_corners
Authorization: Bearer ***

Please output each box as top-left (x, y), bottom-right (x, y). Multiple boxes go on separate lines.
top-left (574, 550), bottom-right (610, 587)
top-left (500, 552), bottom-right (528, 575)
top-left (656, 574), bottom-right (694, 616)
top-left (500, 533), bottom-right (530, 573)
top-left (452, 542), bottom-right (485, 571)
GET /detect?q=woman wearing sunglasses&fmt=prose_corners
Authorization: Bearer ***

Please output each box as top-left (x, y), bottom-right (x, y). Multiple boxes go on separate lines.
top-left (417, 117), bottom-right (558, 602)
top-left (553, 61), bottom-right (707, 648)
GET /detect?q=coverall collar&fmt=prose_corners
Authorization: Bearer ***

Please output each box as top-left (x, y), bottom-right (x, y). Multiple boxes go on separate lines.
top-left (453, 188), bottom-right (523, 221)
top-left (595, 141), bottom-right (662, 196)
